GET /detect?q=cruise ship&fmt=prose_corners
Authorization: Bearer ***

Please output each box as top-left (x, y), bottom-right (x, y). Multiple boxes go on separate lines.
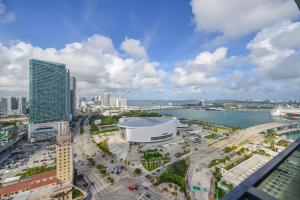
top-left (271, 106), bottom-right (300, 117)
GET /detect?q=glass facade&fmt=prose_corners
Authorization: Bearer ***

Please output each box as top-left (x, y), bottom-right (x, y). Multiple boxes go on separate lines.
top-left (257, 145), bottom-right (300, 200)
top-left (29, 59), bottom-right (70, 123)
top-left (69, 76), bottom-right (76, 118)
top-left (222, 138), bottom-right (300, 200)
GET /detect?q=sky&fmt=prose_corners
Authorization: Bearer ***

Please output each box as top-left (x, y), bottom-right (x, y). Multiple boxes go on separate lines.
top-left (0, 0), bottom-right (300, 100)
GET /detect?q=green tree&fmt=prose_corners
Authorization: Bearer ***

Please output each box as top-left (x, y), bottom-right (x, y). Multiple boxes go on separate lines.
top-left (134, 168), bottom-right (142, 175)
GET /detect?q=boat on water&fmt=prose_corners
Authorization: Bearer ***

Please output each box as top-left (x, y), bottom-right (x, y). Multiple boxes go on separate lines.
top-left (204, 107), bottom-right (226, 111)
top-left (271, 106), bottom-right (300, 117)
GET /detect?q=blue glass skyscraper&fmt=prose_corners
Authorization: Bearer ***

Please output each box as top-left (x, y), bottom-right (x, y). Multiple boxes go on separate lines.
top-left (29, 59), bottom-right (70, 123)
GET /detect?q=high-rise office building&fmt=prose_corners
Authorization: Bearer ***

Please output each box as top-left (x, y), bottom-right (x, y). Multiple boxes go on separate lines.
top-left (116, 98), bottom-right (127, 108)
top-left (0, 97), bottom-right (26, 116)
top-left (6, 96), bottom-right (26, 115)
top-left (103, 93), bottom-right (111, 106)
top-left (110, 96), bottom-right (116, 107)
top-left (18, 97), bottom-right (27, 115)
top-left (9, 97), bottom-right (18, 110)
top-left (198, 100), bottom-right (207, 107)
top-left (76, 96), bottom-right (80, 109)
top-left (0, 98), bottom-right (8, 115)
top-left (29, 59), bottom-right (70, 123)
top-left (69, 76), bottom-right (76, 118)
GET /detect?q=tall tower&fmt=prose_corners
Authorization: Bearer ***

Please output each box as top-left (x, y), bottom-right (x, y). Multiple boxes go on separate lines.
top-left (0, 98), bottom-right (8, 115)
top-left (18, 97), bottom-right (27, 115)
top-left (103, 93), bottom-right (111, 106)
top-left (29, 59), bottom-right (70, 124)
top-left (69, 76), bottom-right (76, 119)
top-left (56, 121), bottom-right (73, 184)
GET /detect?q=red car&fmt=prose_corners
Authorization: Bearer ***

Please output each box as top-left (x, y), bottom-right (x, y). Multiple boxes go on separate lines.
top-left (128, 185), bottom-right (137, 191)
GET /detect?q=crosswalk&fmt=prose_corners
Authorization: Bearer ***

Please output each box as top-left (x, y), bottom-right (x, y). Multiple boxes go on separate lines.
top-left (138, 190), bottom-right (164, 200)
top-left (84, 172), bottom-right (108, 192)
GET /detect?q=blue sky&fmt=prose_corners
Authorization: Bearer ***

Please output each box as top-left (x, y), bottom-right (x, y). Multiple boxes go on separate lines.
top-left (0, 0), bottom-right (300, 100)
top-left (1, 0), bottom-right (208, 61)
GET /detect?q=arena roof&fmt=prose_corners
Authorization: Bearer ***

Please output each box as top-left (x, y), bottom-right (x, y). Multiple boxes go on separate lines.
top-left (118, 117), bottom-right (175, 128)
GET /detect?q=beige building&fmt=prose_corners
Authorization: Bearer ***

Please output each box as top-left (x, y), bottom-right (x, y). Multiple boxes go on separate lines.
top-left (3, 121), bottom-right (81, 200)
top-left (56, 121), bottom-right (73, 184)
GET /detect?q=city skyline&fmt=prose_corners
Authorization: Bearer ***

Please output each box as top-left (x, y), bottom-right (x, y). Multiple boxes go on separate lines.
top-left (0, 0), bottom-right (300, 100)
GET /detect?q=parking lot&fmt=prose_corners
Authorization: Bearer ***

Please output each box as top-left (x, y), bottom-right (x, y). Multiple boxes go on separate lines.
top-left (0, 141), bottom-right (56, 182)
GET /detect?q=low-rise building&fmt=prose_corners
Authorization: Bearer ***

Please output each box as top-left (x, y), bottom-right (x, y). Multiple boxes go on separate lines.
top-left (0, 170), bottom-right (57, 199)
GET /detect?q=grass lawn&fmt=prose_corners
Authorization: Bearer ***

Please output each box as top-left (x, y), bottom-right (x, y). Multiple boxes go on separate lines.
top-left (204, 133), bottom-right (219, 140)
top-left (16, 165), bottom-right (56, 178)
top-left (224, 154), bottom-right (253, 170)
top-left (141, 149), bottom-right (170, 171)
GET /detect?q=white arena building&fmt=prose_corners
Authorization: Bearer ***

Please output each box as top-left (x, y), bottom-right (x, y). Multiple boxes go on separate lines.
top-left (118, 117), bottom-right (177, 143)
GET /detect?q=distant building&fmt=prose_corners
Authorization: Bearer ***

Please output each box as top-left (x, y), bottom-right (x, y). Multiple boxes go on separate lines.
top-left (76, 96), bottom-right (80, 109)
top-left (69, 76), bottom-right (76, 119)
top-left (116, 98), bottom-right (127, 108)
top-left (18, 97), bottom-right (27, 115)
top-left (0, 98), bottom-right (8, 115)
top-left (103, 93), bottom-right (111, 106)
top-left (28, 59), bottom-right (71, 141)
top-left (198, 100), bottom-right (207, 107)
top-left (110, 96), bottom-right (116, 107)
top-left (8, 97), bottom-right (19, 115)
top-left (0, 97), bottom-right (26, 116)
top-left (9, 97), bottom-right (18, 111)
top-left (118, 117), bottom-right (177, 143)
top-left (94, 96), bottom-right (101, 106)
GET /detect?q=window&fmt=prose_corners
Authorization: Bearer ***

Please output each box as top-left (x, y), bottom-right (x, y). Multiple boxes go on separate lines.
top-left (151, 133), bottom-right (173, 141)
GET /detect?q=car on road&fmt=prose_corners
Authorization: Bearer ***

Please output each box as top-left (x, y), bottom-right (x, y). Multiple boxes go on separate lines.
top-left (128, 185), bottom-right (138, 191)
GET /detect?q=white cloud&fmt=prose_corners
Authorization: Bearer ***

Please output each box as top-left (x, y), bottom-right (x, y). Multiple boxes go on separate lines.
top-left (170, 47), bottom-right (228, 87)
top-left (0, 2), bottom-right (15, 24)
top-left (226, 70), bottom-right (261, 92)
top-left (190, 0), bottom-right (298, 37)
top-left (120, 38), bottom-right (148, 59)
top-left (0, 35), bottom-right (165, 97)
top-left (247, 21), bottom-right (300, 80)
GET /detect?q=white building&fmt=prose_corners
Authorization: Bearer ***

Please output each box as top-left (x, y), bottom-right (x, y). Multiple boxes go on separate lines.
top-left (198, 100), bottom-right (207, 107)
top-left (118, 117), bottom-right (177, 143)
top-left (75, 96), bottom-right (80, 109)
top-left (110, 96), bottom-right (116, 107)
top-left (116, 98), bottom-right (127, 108)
